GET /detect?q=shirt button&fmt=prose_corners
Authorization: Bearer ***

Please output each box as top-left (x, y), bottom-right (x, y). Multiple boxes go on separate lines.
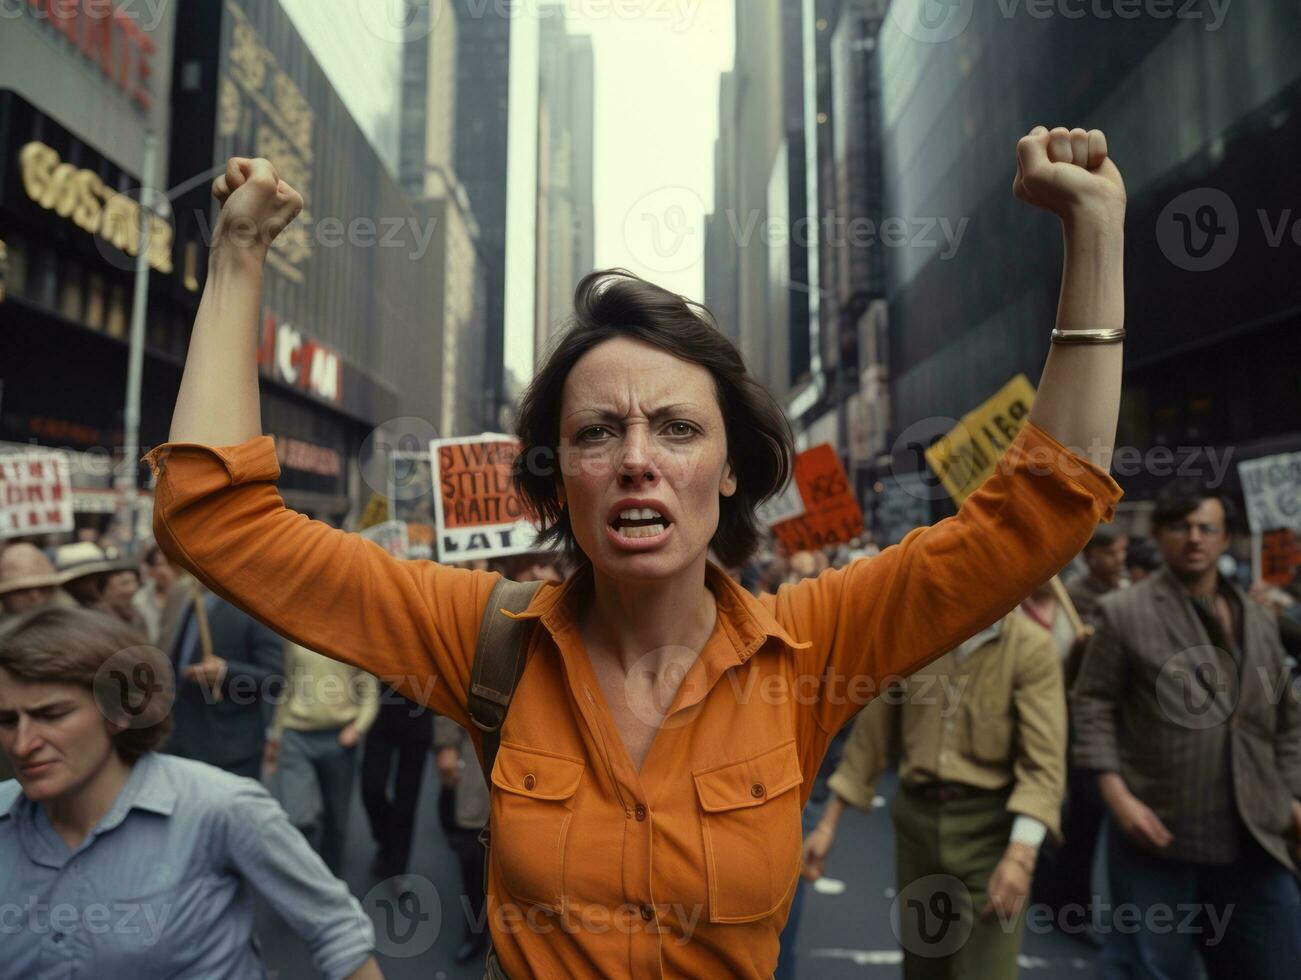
top-left (640, 904), bottom-right (654, 920)
top-left (523, 773), bottom-right (536, 791)
top-left (750, 783), bottom-right (765, 799)
top-left (635, 804), bottom-right (647, 821)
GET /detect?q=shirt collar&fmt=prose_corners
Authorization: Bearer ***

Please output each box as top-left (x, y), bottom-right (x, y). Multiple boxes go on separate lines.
top-left (2, 751), bottom-right (176, 828)
top-left (501, 560), bottom-right (813, 658)
top-left (954, 616), bottom-right (1005, 660)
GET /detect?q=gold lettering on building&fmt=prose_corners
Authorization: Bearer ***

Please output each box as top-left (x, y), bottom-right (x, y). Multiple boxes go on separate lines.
top-left (19, 142), bottom-right (173, 275)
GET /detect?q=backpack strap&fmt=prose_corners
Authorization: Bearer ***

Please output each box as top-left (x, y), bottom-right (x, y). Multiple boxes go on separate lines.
top-left (469, 577), bottom-right (543, 778)
top-left (469, 576), bottom-right (542, 979)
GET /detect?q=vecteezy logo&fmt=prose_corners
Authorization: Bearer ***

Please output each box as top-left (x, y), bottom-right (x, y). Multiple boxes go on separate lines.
top-left (1156, 188), bottom-right (1239, 272)
top-left (890, 874), bottom-right (971, 958)
top-left (621, 186), bottom-right (707, 275)
top-left (356, 0), bottom-right (442, 45)
top-left (363, 875), bottom-right (441, 958)
top-left (1155, 646), bottom-right (1238, 730)
top-left (887, 0), bottom-right (975, 44)
top-left (93, 648), bottom-right (175, 730)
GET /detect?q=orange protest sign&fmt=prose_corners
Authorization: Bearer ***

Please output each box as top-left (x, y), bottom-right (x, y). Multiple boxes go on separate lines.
top-left (432, 436), bottom-right (540, 561)
top-left (771, 444), bottom-right (864, 554)
top-left (1261, 529), bottom-right (1299, 586)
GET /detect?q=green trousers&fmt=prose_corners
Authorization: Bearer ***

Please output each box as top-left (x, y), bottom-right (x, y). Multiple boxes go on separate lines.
top-left (891, 786), bottom-right (1027, 980)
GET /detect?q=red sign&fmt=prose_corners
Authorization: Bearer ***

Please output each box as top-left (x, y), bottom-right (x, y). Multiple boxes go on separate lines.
top-left (771, 444), bottom-right (864, 554)
top-left (271, 435), bottom-right (342, 478)
top-left (1261, 529), bottom-right (1300, 587)
top-left (25, 0), bottom-right (157, 110)
top-left (257, 312), bottom-right (343, 404)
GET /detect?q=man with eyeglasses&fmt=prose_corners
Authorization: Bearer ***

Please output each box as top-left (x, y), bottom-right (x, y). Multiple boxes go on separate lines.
top-left (1071, 479), bottom-right (1301, 979)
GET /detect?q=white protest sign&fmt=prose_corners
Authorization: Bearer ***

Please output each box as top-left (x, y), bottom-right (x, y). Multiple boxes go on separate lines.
top-left (1239, 453), bottom-right (1301, 533)
top-left (1, 451), bottom-right (74, 538)
top-left (432, 435), bottom-right (540, 562)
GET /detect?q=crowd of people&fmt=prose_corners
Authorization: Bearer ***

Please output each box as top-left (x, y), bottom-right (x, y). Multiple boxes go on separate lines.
top-left (2, 471), bottom-right (1299, 978)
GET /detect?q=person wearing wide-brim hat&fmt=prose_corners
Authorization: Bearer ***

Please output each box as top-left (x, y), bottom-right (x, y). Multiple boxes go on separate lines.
top-left (52, 542), bottom-right (138, 609)
top-left (0, 544), bottom-right (65, 618)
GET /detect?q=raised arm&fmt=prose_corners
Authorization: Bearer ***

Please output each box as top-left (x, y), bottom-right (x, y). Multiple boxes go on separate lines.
top-left (1015, 126), bottom-right (1126, 469)
top-left (148, 158), bottom-right (495, 727)
top-left (776, 128), bottom-right (1125, 738)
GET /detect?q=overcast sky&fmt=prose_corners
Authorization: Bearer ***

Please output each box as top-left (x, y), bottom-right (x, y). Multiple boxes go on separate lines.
top-left (279, 0), bottom-right (735, 382)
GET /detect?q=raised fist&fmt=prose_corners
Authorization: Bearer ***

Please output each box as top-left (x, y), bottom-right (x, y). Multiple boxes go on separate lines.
top-left (210, 156), bottom-right (304, 256)
top-left (1014, 126), bottom-right (1126, 223)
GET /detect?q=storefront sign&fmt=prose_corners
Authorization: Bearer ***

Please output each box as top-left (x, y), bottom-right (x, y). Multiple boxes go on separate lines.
top-left (925, 375), bottom-right (1035, 504)
top-left (18, 141), bottom-right (173, 273)
top-left (771, 444), bottom-right (865, 554)
top-left (21, 0), bottom-right (157, 109)
top-left (271, 434), bottom-right (341, 477)
top-left (432, 435), bottom-right (540, 562)
top-left (257, 313), bottom-right (342, 404)
top-left (1, 450), bottom-right (74, 537)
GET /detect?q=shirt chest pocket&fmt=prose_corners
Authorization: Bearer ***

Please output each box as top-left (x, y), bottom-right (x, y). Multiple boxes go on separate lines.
top-left (692, 738), bottom-right (804, 924)
top-left (489, 742), bottom-right (585, 913)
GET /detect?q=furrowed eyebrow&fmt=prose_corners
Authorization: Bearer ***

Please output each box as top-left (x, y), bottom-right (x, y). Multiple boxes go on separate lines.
top-left (566, 403), bottom-right (703, 422)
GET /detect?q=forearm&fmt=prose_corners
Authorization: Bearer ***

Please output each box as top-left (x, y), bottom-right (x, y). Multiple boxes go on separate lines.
top-left (169, 249), bottom-right (265, 445)
top-left (1028, 209), bottom-right (1125, 472)
top-left (816, 793), bottom-right (850, 833)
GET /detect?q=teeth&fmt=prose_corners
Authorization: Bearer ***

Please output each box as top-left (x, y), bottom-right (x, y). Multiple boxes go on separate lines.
top-left (617, 507), bottom-right (664, 521)
top-left (617, 523), bottom-right (666, 539)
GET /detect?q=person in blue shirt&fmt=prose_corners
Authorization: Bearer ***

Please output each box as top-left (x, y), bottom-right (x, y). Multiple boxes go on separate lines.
top-left (0, 605), bottom-right (382, 979)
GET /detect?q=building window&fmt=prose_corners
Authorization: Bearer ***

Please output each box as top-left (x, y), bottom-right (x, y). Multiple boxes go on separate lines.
top-left (59, 256), bottom-right (85, 324)
top-left (85, 273), bottom-right (106, 330)
top-left (106, 284), bottom-right (127, 337)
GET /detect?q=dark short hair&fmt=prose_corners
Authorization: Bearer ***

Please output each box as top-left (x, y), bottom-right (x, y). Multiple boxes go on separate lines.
top-left (0, 606), bottom-right (174, 763)
top-left (1083, 524), bottom-right (1128, 553)
top-left (513, 269), bottom-right (794, 568)
top-left (1151, 479), bottom-right (1239, 533)
top-left (1124, 535), bottom-right (1162, 572)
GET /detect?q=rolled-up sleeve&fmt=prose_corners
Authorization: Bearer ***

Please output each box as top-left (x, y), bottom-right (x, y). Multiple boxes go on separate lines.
top-left (826, 697), bottom-right (894, 810)
top-left (777, 421), bottom-right (1123, 736)
top-left (145, 439), bottom-right (497, 728)
top-left (1008, 625), bottom-right (1068, 840)
top-left (223, 779), bottom-right (374, 980)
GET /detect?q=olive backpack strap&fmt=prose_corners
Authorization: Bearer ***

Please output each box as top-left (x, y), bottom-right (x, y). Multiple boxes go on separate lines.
top-left (468, 576), bottom-right (542, 980)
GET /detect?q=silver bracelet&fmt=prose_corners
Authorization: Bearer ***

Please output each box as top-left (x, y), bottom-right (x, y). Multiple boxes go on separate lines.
top-left (1050, 327), bottom-right (1126, 345)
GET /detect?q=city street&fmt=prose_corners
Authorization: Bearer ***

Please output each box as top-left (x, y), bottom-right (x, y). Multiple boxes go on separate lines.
top-left (257, 769), bottom-right (1099, 979)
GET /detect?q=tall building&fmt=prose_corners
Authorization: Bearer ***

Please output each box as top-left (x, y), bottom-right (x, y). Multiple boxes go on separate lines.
top-left (399, 0), bottom-right (490, 437)
top-left (166, 0), bottom-right (445, 521)
top-left (0, 0), bottom-right (182, 526)
top-left (535, 9), bottom-right (594, 361)
top-left (451, 0), bottom-right (512, 429)
top-left (875, 3), bottom-right (1301, 506)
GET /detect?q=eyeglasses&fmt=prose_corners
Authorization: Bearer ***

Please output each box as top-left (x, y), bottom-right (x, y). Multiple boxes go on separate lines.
top-left (1163, 521), bottom-right (1223, 538)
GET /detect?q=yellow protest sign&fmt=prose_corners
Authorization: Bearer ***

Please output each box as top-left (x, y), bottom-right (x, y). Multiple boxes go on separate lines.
top-left (924, 375), bottom-right (1036, 504)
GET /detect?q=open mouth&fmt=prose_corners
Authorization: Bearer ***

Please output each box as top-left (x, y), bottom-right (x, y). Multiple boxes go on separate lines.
top-left (609, 506), bottom-right (673, 540)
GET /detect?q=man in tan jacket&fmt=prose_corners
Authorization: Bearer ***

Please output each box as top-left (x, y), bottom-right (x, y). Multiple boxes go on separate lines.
top-left (803, 610), bottom-right (1066, 979)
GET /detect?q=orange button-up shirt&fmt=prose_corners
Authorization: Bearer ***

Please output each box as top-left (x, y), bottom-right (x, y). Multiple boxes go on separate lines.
top-left (146, 420), bottom-right (1120, 979)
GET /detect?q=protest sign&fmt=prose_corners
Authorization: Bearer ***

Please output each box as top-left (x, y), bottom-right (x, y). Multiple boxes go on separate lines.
top-left (756, 477), bottom-right (806, 528)
top-left (924, 375), bottom-right (1035, 504)
top-left (1239, 452), bottom-right (1301, 533)
top-left (432, 435), bottom-right (540, 562)
top-left (359, 520), bottom-right (409, 559)
top-left (771, 444), bottom-right (864, 554)
top-left (1, 451), bottom-right (74, 537)
top-left (406, 523), bottom-right (435, 561)
top-left (1260, 529), bottom-right (1299, 586)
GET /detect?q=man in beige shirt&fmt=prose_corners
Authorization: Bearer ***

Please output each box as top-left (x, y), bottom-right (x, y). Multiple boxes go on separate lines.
top-left (264, 642), bottom-right (379, 873)
top-left (803, 610), bottom-right (1067, 979)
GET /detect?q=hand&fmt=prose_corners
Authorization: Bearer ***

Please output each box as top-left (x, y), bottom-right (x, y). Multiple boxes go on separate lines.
top-left (211, 156), bottom-right (304, 258)
top-left (183, 655), bottom-right (228, 697)
top-left (801, 824), bottom-right (835, 882)
top-left (436, 746), bottom-right (461, 788)
top-left (981, 844), bottom-right (1034, 922)
top-left (1108, 790), bottom-right (1175, 852)
top-left (262, 737), bottom-right (281, 777)
top-left (338, 723), bottom-right (360, 749)
top-left (1014, 126), bottom-right (1126, 225)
